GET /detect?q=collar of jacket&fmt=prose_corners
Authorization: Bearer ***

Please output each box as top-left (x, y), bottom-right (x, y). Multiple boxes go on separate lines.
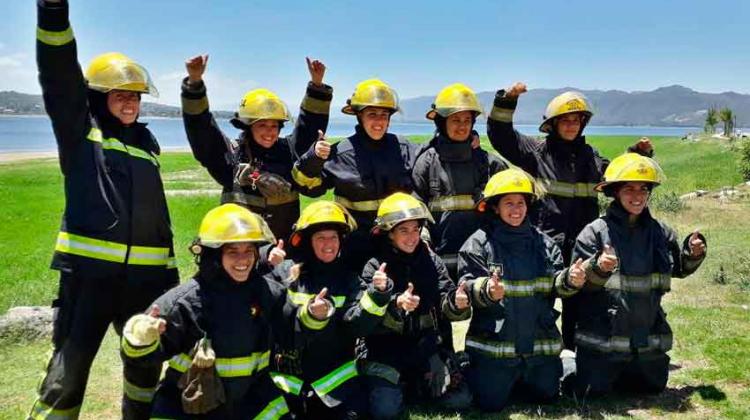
top-left (546, 132), bottom-right (587, 156)
top-left (606, 199), bottom-right (654, 227)
top-left (353, 124), bottom-right (393, 151)
top-left (196, 254), bottom-right (264, 293)
top-left (379, 236), bottom-right (427, 264)
top-left (432, 134), bottom-right (473, 162)
top-left (296, 256), bottom-right (348, 288)
top-left (238, 131), bottom-right (272, 163)
top-left (490, 218), bottom-right (535, 243)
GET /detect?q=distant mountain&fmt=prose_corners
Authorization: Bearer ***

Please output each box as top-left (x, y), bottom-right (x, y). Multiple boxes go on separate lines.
top-left (393, 85), bottom-right (750, 127)
top-left (4, 86), bottom-right (749, 127)
top-left (0, 91), bottom-right (233, 119)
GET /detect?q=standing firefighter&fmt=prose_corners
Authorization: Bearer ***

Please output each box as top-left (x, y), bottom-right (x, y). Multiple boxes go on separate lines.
top-left (267, 201), bottom-right (392, 419)
top-left (292, 79), bottom-right (424, 269)
top-left (457, 168), bottom-right (581, 412)
top-left (360, 193), bottom-right (472, 419)
top-left (121, 204), bottom-right (290, 419)
top-left (182, 54), bottom-right (332, 240)
top-left (31, 1), bottom-right (178, 418)
top-left (487, 83), bottom-right (653, 349)
top-left (567, 153), bottom-right (706, 397)
top-left (412, 83), bottom-right (508, 279)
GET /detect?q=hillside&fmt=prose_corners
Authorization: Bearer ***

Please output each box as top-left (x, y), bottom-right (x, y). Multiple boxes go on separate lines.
top-left (394, 85), bottom-right (750, 127)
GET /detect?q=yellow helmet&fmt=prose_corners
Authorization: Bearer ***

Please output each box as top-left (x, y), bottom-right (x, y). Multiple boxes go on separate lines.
top-left (476, 168), bottom-right (543, 212)
top-left (195, 204), bottom-right (275, 250)
top-left (426, 83), bottom-right (483, 120)
top-left (342, 79), bottom-right (399, 115)
top-left (373, 192), bottom-right (435, 233)
top-left (85, 52), bottom-right (158, 97)
top-left (290, 201), bottom-right (358, 247)
top-left (539, 91), bottom-right (593, 133)
top-left (595, 153), bottom-right (666, 195)
top-left (235, 88), bottom-right (291, 126)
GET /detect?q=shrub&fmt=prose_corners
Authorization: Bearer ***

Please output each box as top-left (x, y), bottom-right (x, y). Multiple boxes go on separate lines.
top-left (739, 139), bottom-right (750, 181)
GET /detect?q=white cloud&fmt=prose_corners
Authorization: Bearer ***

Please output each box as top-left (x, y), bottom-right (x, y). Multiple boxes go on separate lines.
top-left (150, 68), bottom-right (256, 111)
top-left (0, 53), bottom-right (26, 68)
top-left (0, 52), bottom-right (40, 94)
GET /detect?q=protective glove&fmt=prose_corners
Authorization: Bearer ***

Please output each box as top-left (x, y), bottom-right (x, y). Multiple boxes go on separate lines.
top-left (255, 172), bottom-right (293, 199)
top-left (178, 338), bottom-right (225, 414)
top-left (123, 313), bottom-right (164, 346)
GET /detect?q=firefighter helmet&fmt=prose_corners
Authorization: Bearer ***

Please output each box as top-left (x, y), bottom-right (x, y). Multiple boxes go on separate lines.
top-left (539, 91), bottom-right (593, 133)
top-left (595, 153), bottom-right (665, 195)
top-left (290, 201), bottom-right (357, 247)
top-left (426, 83), bottom-right (483, 120)
top-left (234, 88), bottom-right (291, 126)
top-left (342, 79), bottom-right (399, 115)
top-left (194, 204), bottom-right (275, 250)
top-left (373, 192), bottom-right (434, 233)
top-left (85, 52), bottom-right (158, 97)
top-left (476, 168), bottom-right (543, 212)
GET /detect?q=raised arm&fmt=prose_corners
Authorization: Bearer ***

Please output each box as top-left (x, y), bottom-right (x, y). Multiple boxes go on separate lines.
top-left (181, 54), bottom-right (236, 187)
top-left (36, 0), bottom-right (91, 173)
top-left (486, 82), bottom-right (541, 173)
top-left (286, 57), bottom-right (334, 158)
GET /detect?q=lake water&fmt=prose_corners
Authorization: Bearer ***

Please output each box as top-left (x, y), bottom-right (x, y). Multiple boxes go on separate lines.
top-left (0, 115), bottom-right (706, 153)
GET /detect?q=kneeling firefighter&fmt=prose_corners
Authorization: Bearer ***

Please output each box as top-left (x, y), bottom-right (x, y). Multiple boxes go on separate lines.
top-left (567, 153), bottom-right (706, 397)
top-left (359, 193), bottom-right (472, 419)
top-left (457, 168), bottom-right (582, 412)
top-left (120, 204), bottom-right (290, 419)
top-left (267, 201), bottom-right (393, 419)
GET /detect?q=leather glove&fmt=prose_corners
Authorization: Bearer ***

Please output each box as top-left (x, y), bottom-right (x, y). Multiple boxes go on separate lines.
top-left (178, 338), bottom-right (225, 414)
top-left (255, 172), bottom-right (293, 199)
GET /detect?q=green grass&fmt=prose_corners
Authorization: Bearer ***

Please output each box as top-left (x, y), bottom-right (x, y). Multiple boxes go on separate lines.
top-left (1, 135), bottom-right (749, 419)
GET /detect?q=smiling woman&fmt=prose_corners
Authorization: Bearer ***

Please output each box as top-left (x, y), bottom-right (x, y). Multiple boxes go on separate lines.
top-left (29, 1), bottom-right (180, 418)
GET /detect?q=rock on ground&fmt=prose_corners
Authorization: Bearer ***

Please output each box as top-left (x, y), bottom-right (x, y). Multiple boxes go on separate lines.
top-left (0, 306), bottom-right (53, 341)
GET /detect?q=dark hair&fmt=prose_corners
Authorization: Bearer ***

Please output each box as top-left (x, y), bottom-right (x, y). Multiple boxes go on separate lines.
top-left (604, 182), bottom-right (654, 198)
top-left (433, 113), bottom-right (477, 140)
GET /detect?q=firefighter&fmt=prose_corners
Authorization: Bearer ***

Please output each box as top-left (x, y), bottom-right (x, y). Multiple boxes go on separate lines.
top-left (567, 153), bottom-right (706, 397)
top-left (266, 201), bottom-right (392, 419)
top-left (486, 83), bottom-right (653, 350)
top-left (359, 193), bottom-right (472, 419)
top-left (30, 1), bottom-right (178, 418)
top-left (291, 79), bottom-right (424, 270)
top-left (120, 204), bottom-right (291, 419)
top-left (457, 168), bottom-right (581, 411)
top-left (182, 54), bottom-right (332, 241)
top-left (412, 83), bottom-right (508, 280)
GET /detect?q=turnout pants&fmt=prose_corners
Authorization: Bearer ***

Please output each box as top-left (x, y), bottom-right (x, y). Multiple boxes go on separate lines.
top-left (29, 271), bottom-right (174, 420)
top-left (466, 353), bottom-right (561, 412)
top-left (573, 348), bottom-right (670, 397)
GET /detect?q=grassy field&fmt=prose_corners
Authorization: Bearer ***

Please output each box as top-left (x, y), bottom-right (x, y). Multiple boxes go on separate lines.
top-left (1, 134), bottom-right (748, 419)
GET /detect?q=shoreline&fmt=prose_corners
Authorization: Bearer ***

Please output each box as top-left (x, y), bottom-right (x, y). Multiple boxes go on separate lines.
top-left (0, 147), bottom-right (192, 163)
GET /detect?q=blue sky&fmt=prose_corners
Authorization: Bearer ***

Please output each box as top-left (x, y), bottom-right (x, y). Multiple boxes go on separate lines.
top-left (2, 0), bottom-right (748, 111)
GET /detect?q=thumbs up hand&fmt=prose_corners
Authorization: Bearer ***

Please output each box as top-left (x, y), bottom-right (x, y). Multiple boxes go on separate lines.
top-left (126, 305), bottom-right (166, 346)
top-left (454, 280), bottom-right (470, 310)
top-left (597, 244), bottom-right (619, 273)
top-left (373, 263), bottom-right (388, 292)
top-left (309, 288), bottom-right (332, 320)
top-left (688, 230), bottom-right (706, 258)
top-left (568, 258), bottom-right (587, 288)
top-left (397, 282), bottom-right (420, 313)
top-left (487, 269), bottom-right (505, 302)
top-left (314, 130), bottom-right (331, 160)
top-left (268, 239), bottom-right (286, 266)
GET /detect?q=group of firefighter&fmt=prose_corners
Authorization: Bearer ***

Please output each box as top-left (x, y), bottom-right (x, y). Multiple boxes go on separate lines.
top-left (30, 1), bottom-right (708, 419)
